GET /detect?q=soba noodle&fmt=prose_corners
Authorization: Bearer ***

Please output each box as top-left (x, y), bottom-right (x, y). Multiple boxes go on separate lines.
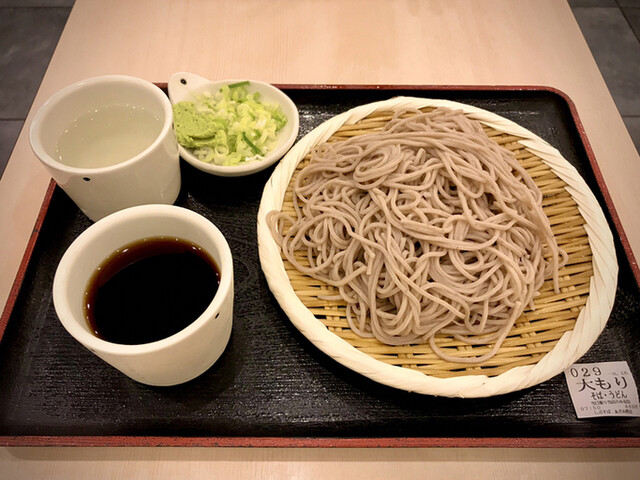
top-left (267, 107), bottom-right (567, 363)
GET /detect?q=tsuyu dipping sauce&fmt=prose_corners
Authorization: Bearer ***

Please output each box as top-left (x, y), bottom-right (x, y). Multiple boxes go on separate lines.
top-left (84, 236), bottom-right (220, 345)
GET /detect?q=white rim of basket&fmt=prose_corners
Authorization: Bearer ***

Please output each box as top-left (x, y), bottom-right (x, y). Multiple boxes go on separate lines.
top-left (257, 96), bottom-right (618, 398)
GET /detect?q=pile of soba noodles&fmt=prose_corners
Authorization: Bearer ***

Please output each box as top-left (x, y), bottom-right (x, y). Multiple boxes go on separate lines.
top-left (267, 107), bottom-right (567, 363)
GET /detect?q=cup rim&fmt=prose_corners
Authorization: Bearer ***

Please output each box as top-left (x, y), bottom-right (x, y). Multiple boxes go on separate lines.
top-left (52, 204), bottom-right (233, 356)
top-left (29, 75), bottom-right (173, 174)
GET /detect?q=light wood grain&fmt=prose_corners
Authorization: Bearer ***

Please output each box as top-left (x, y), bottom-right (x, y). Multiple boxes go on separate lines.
top-left (1, 0), bottom-right (638, 478)
top-left (2, 447), bottom-right (640, 480)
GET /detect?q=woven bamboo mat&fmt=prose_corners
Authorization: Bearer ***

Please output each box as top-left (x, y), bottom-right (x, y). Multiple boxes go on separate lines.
top-left (278, 109), bottom-right (592, 378)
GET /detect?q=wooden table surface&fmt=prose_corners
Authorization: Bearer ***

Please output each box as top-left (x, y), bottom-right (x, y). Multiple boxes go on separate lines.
top-left (1, 0), bottom-right (639, 478)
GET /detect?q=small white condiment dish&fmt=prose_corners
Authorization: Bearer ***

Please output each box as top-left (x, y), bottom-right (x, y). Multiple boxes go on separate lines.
top-left (53, 204), bottom-right (234, 387)
top-left (168, 72), bottom-right (299, 177)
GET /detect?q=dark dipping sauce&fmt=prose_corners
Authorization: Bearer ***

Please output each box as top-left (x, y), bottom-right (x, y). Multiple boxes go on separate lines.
top-left (84, 236), bottom-right (220, 345)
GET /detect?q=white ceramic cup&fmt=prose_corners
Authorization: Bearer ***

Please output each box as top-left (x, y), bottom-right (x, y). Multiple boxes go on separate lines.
top-left (53, 204), bottom-right (234, 386)
top-left (30, 75), bottom-right (181, 222)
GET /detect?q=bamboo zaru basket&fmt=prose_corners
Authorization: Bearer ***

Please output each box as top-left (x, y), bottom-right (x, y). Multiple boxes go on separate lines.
top-left (257, 97), bottom-right (618, 398)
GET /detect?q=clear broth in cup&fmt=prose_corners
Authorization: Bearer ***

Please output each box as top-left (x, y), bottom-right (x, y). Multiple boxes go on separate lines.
top-left (55, 104), bottom-right (163, 169)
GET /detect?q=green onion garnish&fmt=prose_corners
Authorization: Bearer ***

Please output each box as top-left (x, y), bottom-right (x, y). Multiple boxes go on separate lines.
top-left (242, 132), bottom-right (263, 156)
top-left (228, 80), bottom-right (250, 89)
top-left (172, 80), bottom-right (287, 166)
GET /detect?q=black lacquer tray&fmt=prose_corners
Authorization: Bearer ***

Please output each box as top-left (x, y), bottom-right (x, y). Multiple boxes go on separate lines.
top-left (1, 86), bottom-right (639, 447)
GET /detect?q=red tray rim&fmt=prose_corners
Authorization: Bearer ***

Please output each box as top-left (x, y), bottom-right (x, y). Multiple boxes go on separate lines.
top-left (1, 84), bottom-right (637, 448)
top-left (1, 435), bottom-right (640, 448)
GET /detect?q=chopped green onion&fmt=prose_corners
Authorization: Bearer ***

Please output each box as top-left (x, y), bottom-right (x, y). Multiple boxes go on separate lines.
top-left (227, 80), bottom-right (250, 89)
top-left (172, 81), bottom-right (287, 167)
top-left (242, 132), bottom-right (263, 156)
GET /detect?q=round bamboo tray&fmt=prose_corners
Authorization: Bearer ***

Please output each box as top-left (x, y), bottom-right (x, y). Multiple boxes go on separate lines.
top-left (257, 97), bottom-right (618, 398)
